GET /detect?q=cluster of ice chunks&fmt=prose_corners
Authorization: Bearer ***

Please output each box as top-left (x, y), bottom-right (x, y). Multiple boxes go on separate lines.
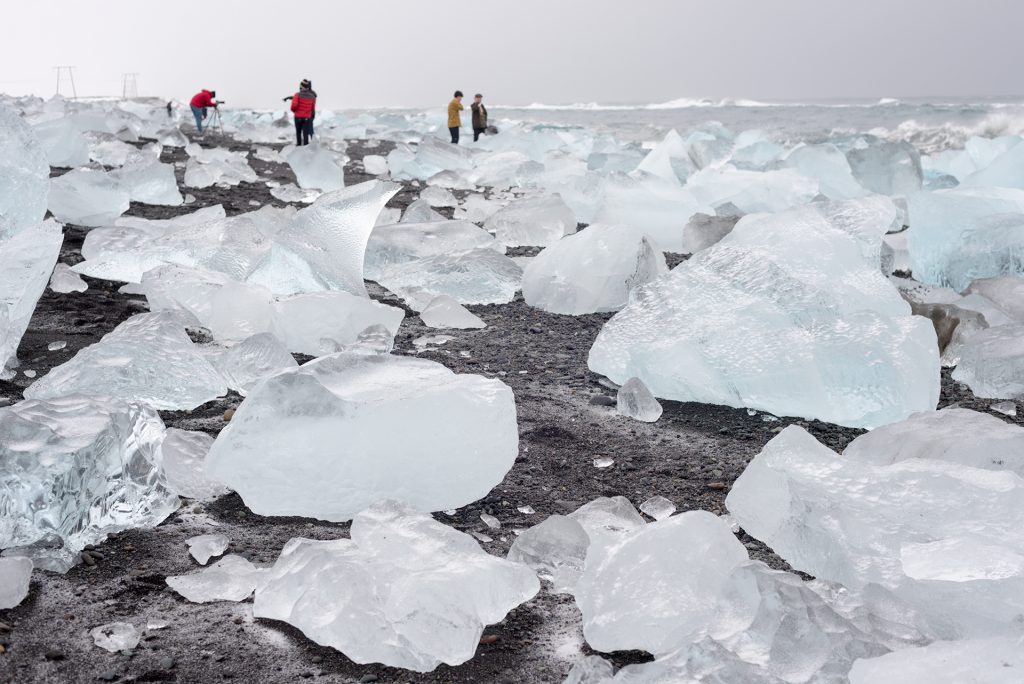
top-left (483, 194), bottom-right (576, 247)
top-left (726, 409), bottom-right (1024, 640)
top-left (522, 224), bottom-right (666, 315)
top-left (0, 219), bottom-right (63, 369)
top-left (253, 500), bottom-right (539, 672)
top-left (364, 219), bottom-right (501, 281)
top-left (205, 353), bottom-right (519, 521)
top-left (588, 196), bottom-right (940, 429)
top-left (48, 168), bottom-right (130, 226)
top-left (286, 143), bottom-right (346, 191)
top-left (0, 104), bottom-right (49, 234)
top-left (183, 143), bottom-right (257, 188)
top-left (0, 395), bottom-right (179, 572)
top-left (24, 312), bottom-right (227, 411)
top-left (375, 247), bottom-right (523, 311)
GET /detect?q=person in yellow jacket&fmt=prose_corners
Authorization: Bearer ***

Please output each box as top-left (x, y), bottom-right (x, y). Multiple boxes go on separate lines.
top-left (447, 90), bottom-right (465, 144)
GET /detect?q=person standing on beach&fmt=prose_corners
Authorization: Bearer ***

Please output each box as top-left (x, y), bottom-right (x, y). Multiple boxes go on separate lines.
top-left (290, 79), bottom-right (317, 146)
top-left (471, 94), bottom-right (488, 142)
top-left (189, 89), bottom-right (218, 134)
top-left (448, 90), bottom-right (464, 144)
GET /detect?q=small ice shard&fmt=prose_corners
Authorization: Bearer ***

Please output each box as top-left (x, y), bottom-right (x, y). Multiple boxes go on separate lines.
top-left (365, 220), bottom-right (501, 280)
top-left (639, 495), bottom-right (676, 521)
top-left (91, 622), bottom-right (141, 652)
top-left (160, 428), bottom-right (228, 501)
top-left (507, 514), bottom-right (590, 592)
top-left (522, 224), bottom-right (667, 315)
top-left (517, 505), bottom-right (535, 515)
top-left (286, 143), bottom-right (345, 191)
top-left (0, 395), bottom-right (178, 572)
top-left (47, 341), bottom-right (66, 351)
top-left (471, 531), bottom-right (492, 543)
top-left (0, 104), bottom-right (50, 234)
top-left (25, 312), bottom-right (227, 411)
top-left (484, 194), bottom-right (577, 247)
top-left (419, 295), bottom-right (486, 329)
top-left (952, 324), bottom-right (1024, 399)
top-left (187, 534), bottom-right (230, 565)
top-left (48, 168), bottom-right (130, 227)
top-left (166, 554), bottom-right (263, 603)
top-left (146, 619), bottom-right (168, 631)
top-left (206, 353), bottom-right (519, 521)
top-left (362, 154), bottom-right (388, 175)
top-left (49, 263), bottom-right (88, 293)
top-left (848, 638), bottom-right (1024, 684)
top-left (0, 219), bottom-right (63, 369)
top-left (401, 198), bottom-right (446, 223)
top-left (480, 513), bottom-right (501, 529)
top-left (413, 334), bottom-right (455, 349)
top-left (22, 369), bottom-right (35, 378)
top-left (0, 557), bottom-right (32, 609)
top-left (420, 185), bottom-right (457, 207)
top-left (615, 377), bottom-right (663, 422)
top-left (592, 457), bottom-right (614, 469)
top-left (253, 500), bottom-right (540, 672)
top-left (991, 401), bottom-right (1017, 417)
top-left (377, 247), bottom-right (523, 311)
top-left (269, 183), bottom-right (321, 204)
top-left (206, 332), bottom-right (298, 395)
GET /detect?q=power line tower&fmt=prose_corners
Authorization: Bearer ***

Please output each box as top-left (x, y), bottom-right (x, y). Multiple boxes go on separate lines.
top-left (121, 72), bottom-right (139, 99)
top-left (54, 66), bottom-right (78, 100)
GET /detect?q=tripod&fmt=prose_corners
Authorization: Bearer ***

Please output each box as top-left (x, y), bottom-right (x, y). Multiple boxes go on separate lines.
top-left (203, 106), bottom-right (224, 136)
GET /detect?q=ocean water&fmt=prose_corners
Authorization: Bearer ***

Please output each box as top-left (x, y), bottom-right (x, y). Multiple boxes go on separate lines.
top-left (485, 97), bottom-right (1024, 153)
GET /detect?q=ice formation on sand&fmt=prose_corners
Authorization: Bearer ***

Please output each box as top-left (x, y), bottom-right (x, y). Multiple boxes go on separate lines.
top-left (638, 495), bottom-right (675, 521)
top-left (253, 500), bottom-right (540, 672)
top-left (206, 353), bottom-right (518, 521)
top-left (25, 312), bottom-right (227, 411)
top-left (952, 324), bottom-right (1024, 399)
top-left (615, 377), bottom-right (662, 422)
top-left (588, 197), bottom-right (939, 429)
top-left (159, 428), bottom-right (227, 501)
top-left (272, 291), bottom-right (405, 355)
top-left (91, 622), bottom-right (141, 652)
top-left (362, 154), bottom-right (387, 175)
top-left (848, 638), bottom-right (1024, 684)
top-left (0, 395), bottom-right (178, 572)
top-left (205, 332), bottom-right (298, 395)
top-left (726, 422), bottom-right (1024, 639)
top-left (0, 104), bottom-right (49, 234)
top-left (183, 144), bottom-right (257, 188)
top-left (0, 219), bottom-right (63, 369)
top-left (287, 143), bottom-right (346, 192)
top-left (484, 194), bottom-right (577, 247)
top-left (49, 263), bottom-right (87, 293)
top-left (48, 168), bottom-right (130, 227)
top-left (166, 555), bottom-right (263, 603)
top-left (187, 534), bottom-right (230, 565)
top-left (419, 295), bottom-right (486, 329)
top-left (522, 224), bottom-right (667, 315)
top-left (364, 220), bottom-right (501, 281)
top-left (111, 154), bottom-right (183, 206)
top-left (376, 247), bottom-right (523, 311)
top-left (782, 143), bottom-right (866, 200)
top-left (0, 557), bottom-right (32, 609)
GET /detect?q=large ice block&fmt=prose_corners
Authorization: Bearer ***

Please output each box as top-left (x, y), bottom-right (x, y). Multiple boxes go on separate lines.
top-left (685, 166), bottom-right (819, 216)
top-left (286, 143), bottom-right (346, 192)
top-left (0, 395), bottom-right (178, 572)
top-left (253, 500), bottom-right (539, 672)
top-left (0, 219), bottom-right (63, 369)
top-left (960, 141), bottom-right (1024, 189)
top-left (0, 104), bottom-right (49, 235)
top-left (160, 427), bottom-right (228, 501)
top-left (364, 220), bottom-right (501, 281)
top-left (484, 194), bottom-right (577, 247)
top-left (48, 168), bottom-right (130, 227)
top-left (845, 139), bottom-right (923, 196)
top-left (951, 324), bottom-right (1024, 399)
top-left (522, 224), bottom-right (666, 315)
top-left (588, 198), bottom-right (940, 429)
top-left (205, 332), bottom-right (298, 395)
top-left (205, 353), bottom-right (518, 521)
top-left (848, 638), bottom-right (1024, 684)
top-left (633, 129), bottom-right (695, 185)
top-left (783, 143), bottom-right (866, 200)
top-left (965, 276), bottom-right (1024, 323)
top-left (25, 312), bottom-right (227, 411)
top-left (593, 174), bottom-right (704, 252)
top-left (111, 154), bottom-right (183, 206)
top-left (376, 247), bottom-right (523, 311)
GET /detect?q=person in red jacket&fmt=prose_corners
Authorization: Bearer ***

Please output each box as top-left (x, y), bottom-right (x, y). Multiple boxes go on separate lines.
top-left (289, 79), bottom-right (317, 146)
top-left (189, 89), bottom-right (218, 134)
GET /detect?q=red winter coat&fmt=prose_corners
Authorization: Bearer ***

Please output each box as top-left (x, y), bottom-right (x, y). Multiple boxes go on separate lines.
top-left (190, 90), bottom-right (216, 108)
top-left (291, 89), bottom-right (316, 119)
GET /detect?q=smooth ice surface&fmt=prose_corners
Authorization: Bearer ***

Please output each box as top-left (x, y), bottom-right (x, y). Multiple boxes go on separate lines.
top-left (206, 332), bottom-right (298, 395)
top-left (522, 224), bottom-right (667, 315)
top-left (588, 197), bottom-right (940, 429)
top-left (91, 622), bottom-right (141, 652)
top-left (419, 295), bottom-right (486, 329)
top-left (592, 175), bottom-right (703, 251)
top-left (783, 143), bottom-right (866, 200)
top-left (287, 143), bottom-right (345, 191)
top-left (160, 428), bottom-right (228, 501)
top-left (638, 495), bottom-right (675, 521)
top-left (48, 168), bottom-right (130, 227)
top-left (111, 154), bottom-right (183, 206)
top-left (49, 263), bottom-right (87, 293)
top-left (0, 219), bottom-right (63, 369)
top-left (484, 194), bottom-right (576, 247)
top-left (253, 500), bottom-right (540, 672)
top-left (0, 104), bottom-right (49, 234)
top-left (362, 154), bottom-right (387, 175)
top-left (507, 515), bottom-right (590, 593)
top-left (726, 424), bottom-right (1024, 639)
top-left (183, 144), bottom-right (257, 188)
top-left (845, 139), bottom-right (923, 196)
top-left (364, 220), bottom-right (501, 281)
top-left (848, 638), bottom-right (1024, 684)
top-left (0, 395), bottom-right (178, 572)
top-left (615, 377), bottom-right (663, 422)
top-left (0, 557), bottom-right (32, 609)
top-left (25, 312), bottom-right (227, 410)
top-left (952, 324), bottom-right (1024, 399)
top-left (187, 534), bottom-right (230, 565)
top-left (377, 248), bottom-right (523, 311)
top-left (166, 554), bottom-right (263, 603)
top-left (965, 276), bottom-right (1024, 322)
top-left (206, 353), bottom-right (519, 521)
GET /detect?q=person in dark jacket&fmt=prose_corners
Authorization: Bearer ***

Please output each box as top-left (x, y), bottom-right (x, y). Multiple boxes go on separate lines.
top-left (289, 79), bottom-right (317, 146)
top-left (471, 94), bottom-right (488, 142)
top-left (189, 89), bottom-right (218, 134)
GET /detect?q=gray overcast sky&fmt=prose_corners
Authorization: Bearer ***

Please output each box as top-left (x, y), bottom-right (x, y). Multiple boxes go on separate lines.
top-left (2, 0), bottom-right (1021, 109)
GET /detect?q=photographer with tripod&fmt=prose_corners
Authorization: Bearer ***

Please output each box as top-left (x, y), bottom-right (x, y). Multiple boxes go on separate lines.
top-left (189, 88), bottom-right (220, 135)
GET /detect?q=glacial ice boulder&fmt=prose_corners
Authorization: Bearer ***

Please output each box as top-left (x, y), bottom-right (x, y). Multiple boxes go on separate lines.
top-left (593, 174), bottom-right (704, 251)
top-left (49, 263), bottom-right (88, 293)
top-left (286, 143), bottom-right (346, 192)
top-left (32, 116), bottom-right (90, 169)
top-left (25, 312), bottom-right (228, 411)
top-left (0, 395), bottom-right (178, 572)
top-left (204, 332), bottom-right (298, 395)
top-left (483, 194), bottom-right (577, 247)
top-left (685, 166), bottom-right (820, 216)
top-left (522, 224), bottom-right (667, 315)
top-left (376, 247), bottom-right (523, 311)
top-left (419, 295), bottom-right (486, 329)
top-left (183, 144), bottom-right (257, 188)
top-left (0, 104), bottom-right (49, 235)
top-left (419, 185), bottom-right (457, 208)
top-left (633, 129), bottom-right (695, 185)
top-left (965, 276), bottom-right (1024, 323)
top-left (253, 500), bottom-right (540, 672)
top-left (0, 557), bottom-right (33, 609)
top-left (205, 353), bottom-right (519, 521)
top-left (848, 638), bottom-right (1024, 684)
top-left (159, 428), bottom-right (228, 501)
top-left (0, 219), bottom-right (63, 369)
top-left (616, 377), bottom-right (663, 422)
top-left (272, 291), bottom-right (405, 355)
top-left (48, 168), bottom-right (130, 227)
top-left (364, 220), bottom-right (501, 281)
top-left (726, 424), bottom-right (1024, 639)
top-left (782, 143), bottom-right (866, 200)
top-left (845, 139), bottom-right (923, 196)
top-left (960, 141), bottom-right (1024, 190)
top-left (951, 324), bottom-right (1024, 399)
top-left (588, 197), bottom-right (940, 429)
top-left (111, 154), bottom-right (183, 206)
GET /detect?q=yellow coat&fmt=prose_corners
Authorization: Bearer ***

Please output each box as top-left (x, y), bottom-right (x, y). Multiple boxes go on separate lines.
top-left (447, 99), bottom-right (464, 128)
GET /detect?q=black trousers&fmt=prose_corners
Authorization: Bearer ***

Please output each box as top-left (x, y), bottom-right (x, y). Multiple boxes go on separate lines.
top-left (295, 118), bottom-right (314, 145)
top-left (473, 127), bottom-right (486, 142)
top-left (449, 126), bottom-right (460, 144)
